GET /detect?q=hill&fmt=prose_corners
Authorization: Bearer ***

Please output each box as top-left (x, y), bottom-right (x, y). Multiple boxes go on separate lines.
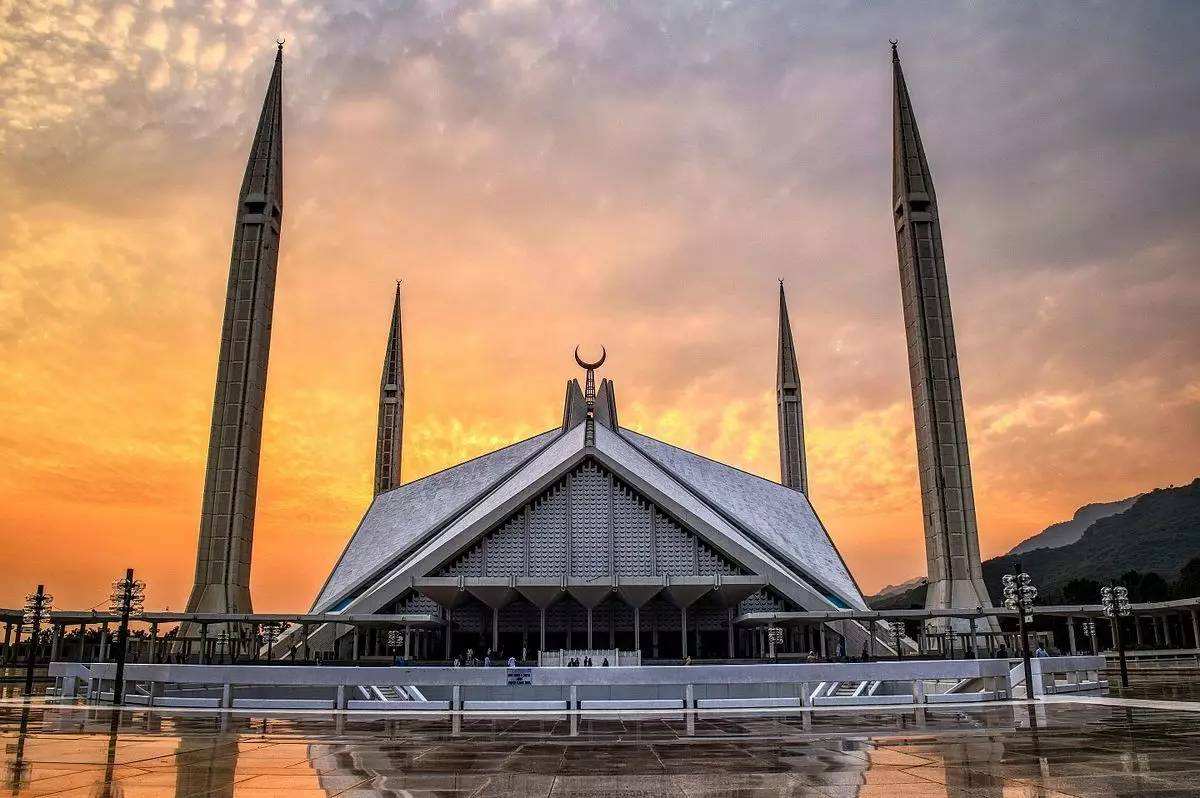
top-left (1008, 495), bottom-right (1139, 555)
top-left (868, 478), bottom-right (1200, 609)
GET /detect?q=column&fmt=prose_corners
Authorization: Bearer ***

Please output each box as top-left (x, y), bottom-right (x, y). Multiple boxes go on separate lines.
top-left (818, 624), bottom-right (826, 659)
top-left (199, 623), bottom-right (209, 665)
top-left (634, 606), bottom-right (642, 655)
top-left (352, 625), bottom-right (360, 661)
top-left (444, 609), bottom-right (453, 660)
top-left (680, 607), bottom-right (689, 659)
top-left (1, 621), bottom-right (10, 664)
top-left (301, 623), bottom-right (310, 661)
top-left (99, 623), bottom-right (109, 661)
top-left (726, 609), bottom-right (734, 659)
top-left (539, 607), bottom-right (546, 653)
top-left (586, 608), bottom-right (593, 650)
top-left (1191, 610), bottom-right (1199, 649)
top-left (968, 617), bottom-right (979, 658)
top-left (1161, 616), bottom-right (1171, 648)
top-left (148, 623), bottom-right (158, 664)
top-left (492, 607), bottom-right (500, 654)
top-left (1134, 615), bottom-right (1144, 646)
top-left (1067, 617), bottom-right (1078, 655)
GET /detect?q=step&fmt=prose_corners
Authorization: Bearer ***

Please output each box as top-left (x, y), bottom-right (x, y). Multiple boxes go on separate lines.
top-left (346, 700), bottom-right (450, 711)
top-left (696, 697), bottom-right (805, 709)
top-left (578, 699), bottom-right (684, 710)
top-left (461, 700), bottom-right (567, 711)
top-left (231, 699), bottom-right (336, 710)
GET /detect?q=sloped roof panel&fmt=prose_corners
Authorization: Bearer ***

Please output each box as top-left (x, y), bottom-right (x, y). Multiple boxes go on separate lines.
top-left (312, 428), bottom-right (562, 611)
top-left (619, 429), bottom-right (866, 610)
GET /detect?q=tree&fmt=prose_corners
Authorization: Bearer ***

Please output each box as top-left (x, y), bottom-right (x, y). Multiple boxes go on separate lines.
top-left (1138, 572), bottom-right (1171, 602)
top-left (1173, 556), bottom-right (1200, 599)
top-left (1061, 578), bottom-right (1100, 604)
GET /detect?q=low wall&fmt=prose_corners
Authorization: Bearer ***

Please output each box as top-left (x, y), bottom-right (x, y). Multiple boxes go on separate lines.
top-left (55, 658), bottom-right (1026, 709)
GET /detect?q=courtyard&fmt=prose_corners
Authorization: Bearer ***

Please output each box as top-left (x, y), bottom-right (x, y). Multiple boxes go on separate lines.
top-left (2, 672), bottom-right (1199, 797)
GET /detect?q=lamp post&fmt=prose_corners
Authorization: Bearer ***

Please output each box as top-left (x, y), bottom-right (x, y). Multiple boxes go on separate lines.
top-left (1082, 620), bottom-right (1098, 656)
top-left (889, 621), bottom-right (905, 661)
top-left (108, 569), bottom-right (146, 705)
top-left (261, 622), bottom-right (283, 662)
top-left (1002, 567), bottom-right (1037, 699)
top-left (387, 629), bottom-right (404, 663)
top-left (1100, 583), bottom-right (1131, 688)
top-left (22, 585), bottom-right (53, 697)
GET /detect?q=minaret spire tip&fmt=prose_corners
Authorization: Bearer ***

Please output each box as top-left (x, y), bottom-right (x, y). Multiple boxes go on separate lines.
top-left (890, 39), bottom-right (899, 59)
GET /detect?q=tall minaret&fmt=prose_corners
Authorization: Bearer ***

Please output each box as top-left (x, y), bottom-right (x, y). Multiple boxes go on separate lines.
top-left (891, 43), bottom-right (994, 627)
top-left (776, 282), bottom-right (808, 494)
top-left (183, 45), bottom-right (284, 622)
top-left (374, 282), bottom-right (405, 494)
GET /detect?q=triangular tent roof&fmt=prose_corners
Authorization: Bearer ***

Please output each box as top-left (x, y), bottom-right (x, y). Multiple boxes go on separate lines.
top-left (310, 419), bottom-right (866, 616)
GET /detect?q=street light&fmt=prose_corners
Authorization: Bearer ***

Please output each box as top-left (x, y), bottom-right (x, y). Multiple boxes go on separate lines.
top-left (1002, 567), bottom-right (1038, 699)
top-left (387, 629), bottom-right (404, 663)
top-left (22, 585), bottom-right (53, 697)
top-left (108, 569), bottom-right (146, 705)
top-left (889, 621), bottom-right (905, 661)
top-left (1100, 583), bottom-right (1132, 688)
top-left (767, 626), bottom-right (784, 660)
top-left (261, 622), bottom-right (284, 662)
top-left (1082, 620), bottom-right (1098, 656)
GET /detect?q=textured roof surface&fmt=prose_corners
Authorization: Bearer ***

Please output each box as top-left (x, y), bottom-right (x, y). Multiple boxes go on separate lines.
top-left (312, 428), bottom-right (562, 611)
top-left (620, 429), bottom-right (866, 610)
top-left (356, 423), bottom-right (589, 604)
top-left (312, 421), bottom-right (866, 615)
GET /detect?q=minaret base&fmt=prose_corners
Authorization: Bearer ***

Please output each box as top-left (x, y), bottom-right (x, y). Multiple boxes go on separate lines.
top-left (925, 578), bottom-right (998, 633)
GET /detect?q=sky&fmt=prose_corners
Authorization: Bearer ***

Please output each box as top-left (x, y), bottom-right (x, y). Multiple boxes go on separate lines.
top-left (1, 1), bottom-right (1198, 612)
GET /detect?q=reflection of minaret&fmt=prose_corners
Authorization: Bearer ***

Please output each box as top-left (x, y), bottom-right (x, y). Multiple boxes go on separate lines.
top-left (374, 282), bottom-right (405, 494)
top-left (890, 43), bottom-right (994, 627)
top-left (776, 282), bottom-right (808, 493)
top-left (183, 45), bottom-right (285, 622)
top-left (173, 732), bottom-right (240, 798)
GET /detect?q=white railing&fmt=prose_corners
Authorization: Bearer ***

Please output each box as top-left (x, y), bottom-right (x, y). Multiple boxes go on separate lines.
top-left (1028, 655), bottom-right (1107, 696)
top-left (51, 657), bottom-right (1028, 711)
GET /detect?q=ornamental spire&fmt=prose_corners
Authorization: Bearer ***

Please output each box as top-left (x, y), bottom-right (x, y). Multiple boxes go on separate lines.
top-left (374, 281), bottom-right (405, 494)
top-left (776, 281), bottom-right (808, 493)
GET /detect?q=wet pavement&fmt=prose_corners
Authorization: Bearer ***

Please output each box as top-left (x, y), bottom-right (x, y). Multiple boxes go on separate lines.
top-left (4, 701), bottom-right (1200, 797)
top-left (1, 672), bottom-right (1198, 797)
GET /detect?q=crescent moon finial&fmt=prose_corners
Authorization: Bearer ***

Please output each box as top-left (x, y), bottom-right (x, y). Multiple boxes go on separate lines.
top-left (574, 345), bottom-right (606, 371)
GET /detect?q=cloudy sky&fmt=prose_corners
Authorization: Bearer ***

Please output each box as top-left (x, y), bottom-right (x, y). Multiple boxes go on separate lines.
top-left (2, 1), bottom-right (1198, 611)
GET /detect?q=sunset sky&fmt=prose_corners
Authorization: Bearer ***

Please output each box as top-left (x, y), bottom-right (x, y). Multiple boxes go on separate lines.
top-left (2, 1), bottom-right (1198, 612)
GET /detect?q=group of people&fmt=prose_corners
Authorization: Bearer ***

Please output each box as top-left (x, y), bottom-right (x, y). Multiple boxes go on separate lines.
top-left (451, 649), bottom-right (521, 668)
top-left (566, 655), bottom-right (610, 667)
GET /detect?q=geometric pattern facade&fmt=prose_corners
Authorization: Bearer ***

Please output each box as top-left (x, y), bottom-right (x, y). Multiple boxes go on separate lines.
top-left (184, 47), bottom-right (285, 622)
top-left (891, 45), bottom-right (994, 624)
top-left (434, 459), bottom-right (745, 581)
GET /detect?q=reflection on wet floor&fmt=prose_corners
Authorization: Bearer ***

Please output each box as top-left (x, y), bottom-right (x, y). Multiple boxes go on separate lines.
top-left (2, 701), bottom-right (1199, 797)
top-left (1, 671), bottom-right (1199, 797)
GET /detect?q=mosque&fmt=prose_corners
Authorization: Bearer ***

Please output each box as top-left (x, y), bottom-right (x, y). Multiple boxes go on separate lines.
top-left (179, 42), bottom-right (993, 662)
